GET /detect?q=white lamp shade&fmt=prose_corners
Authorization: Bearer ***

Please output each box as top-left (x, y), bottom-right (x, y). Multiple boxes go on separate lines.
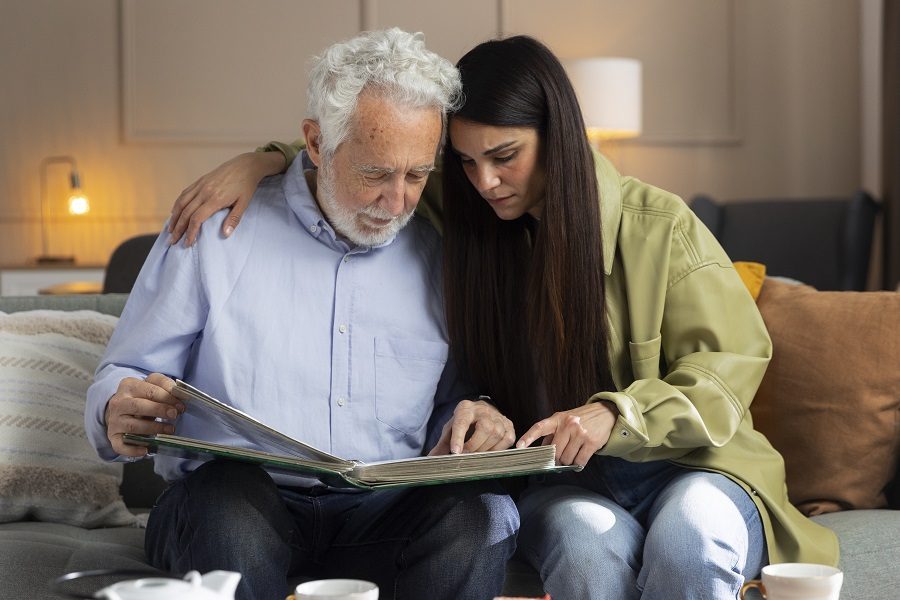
top-left (564, 57), bottom-right (642, 140)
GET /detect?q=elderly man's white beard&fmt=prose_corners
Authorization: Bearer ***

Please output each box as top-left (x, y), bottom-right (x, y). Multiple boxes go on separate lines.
top-left (316, 164), bottom-right (415, 247)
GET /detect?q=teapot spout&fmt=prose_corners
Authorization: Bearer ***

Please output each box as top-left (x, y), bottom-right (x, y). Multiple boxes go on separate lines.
top-left (198, 570), bottom-right (241, 598)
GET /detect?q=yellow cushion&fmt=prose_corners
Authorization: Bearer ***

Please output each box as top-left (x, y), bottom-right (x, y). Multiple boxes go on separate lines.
top-left (733, 261), bottom-right (766, 300)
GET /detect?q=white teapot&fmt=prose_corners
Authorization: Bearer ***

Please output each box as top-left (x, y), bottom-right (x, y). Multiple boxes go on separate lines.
top-left (95, 570), bottom-right (241, 600)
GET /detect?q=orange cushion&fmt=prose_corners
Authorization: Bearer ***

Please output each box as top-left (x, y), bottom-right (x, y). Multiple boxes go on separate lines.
top-left (733, 261), bottom-right (766, 300)
top-left (751, 278), bottom-right (900, 515)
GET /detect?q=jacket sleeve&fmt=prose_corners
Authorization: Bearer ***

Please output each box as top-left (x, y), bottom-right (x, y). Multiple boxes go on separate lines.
top-left (593, 206), bottom-right (772, 462)
top-left (256, 139), bottom-right (304, 168)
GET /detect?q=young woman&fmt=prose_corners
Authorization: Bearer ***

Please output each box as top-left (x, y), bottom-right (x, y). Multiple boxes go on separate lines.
top-left (167, 35), bottom-right (837, 600)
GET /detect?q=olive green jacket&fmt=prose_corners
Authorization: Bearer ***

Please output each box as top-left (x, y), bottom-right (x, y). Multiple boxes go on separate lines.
top-left (585, 151), bottom-right (838, 566)
top-left (263, 140), bottom-right (839, 566)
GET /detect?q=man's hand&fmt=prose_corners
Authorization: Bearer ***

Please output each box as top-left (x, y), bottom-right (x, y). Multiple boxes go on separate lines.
top-left (104, 373), bottom-right (184, 457)
top-left (515, 402), bottom-right (619, 467)
top-left (428, 398), bottom-right (515, 456)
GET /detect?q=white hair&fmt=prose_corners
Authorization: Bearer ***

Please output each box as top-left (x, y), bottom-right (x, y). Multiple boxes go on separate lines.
top-left (307, 28), bottom-right (462, 158)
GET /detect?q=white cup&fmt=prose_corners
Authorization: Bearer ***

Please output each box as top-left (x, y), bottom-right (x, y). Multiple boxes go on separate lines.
top-left (293, 579), bottom-right (378, 600)
top-left (740, 563), bottom-right (843, 600)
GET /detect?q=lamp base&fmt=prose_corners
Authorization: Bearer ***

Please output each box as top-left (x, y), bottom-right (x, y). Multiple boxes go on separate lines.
top-left (35, 255), bottom-right (76, 265)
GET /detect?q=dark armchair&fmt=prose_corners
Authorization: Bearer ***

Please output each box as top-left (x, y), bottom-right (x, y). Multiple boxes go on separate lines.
top-left (690, 191), bottom-right (879, 290)
top-left (102, 233), bottom-right (158, 293)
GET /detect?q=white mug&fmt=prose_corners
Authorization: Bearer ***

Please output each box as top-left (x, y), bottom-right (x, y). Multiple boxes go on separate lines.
top-left (740, 563), bottom-right (843, 600)
top-left (292, 579), bottom-right (378, 600)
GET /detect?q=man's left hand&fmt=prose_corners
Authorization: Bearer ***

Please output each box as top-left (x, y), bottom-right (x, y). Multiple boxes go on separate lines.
top-left (428, 398), bottom-right (515, 456)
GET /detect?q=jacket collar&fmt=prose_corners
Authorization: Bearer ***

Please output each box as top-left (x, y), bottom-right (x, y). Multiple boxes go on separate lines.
top-left (592, 148), bottom-right (623, 275)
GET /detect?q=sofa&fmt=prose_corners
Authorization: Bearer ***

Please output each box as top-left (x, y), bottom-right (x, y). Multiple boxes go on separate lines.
top-left (1, 289), bottom-right (898, 600)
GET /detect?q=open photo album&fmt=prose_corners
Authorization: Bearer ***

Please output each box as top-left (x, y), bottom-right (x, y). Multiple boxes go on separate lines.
top-left (123, 379), bottom-right (579, 489)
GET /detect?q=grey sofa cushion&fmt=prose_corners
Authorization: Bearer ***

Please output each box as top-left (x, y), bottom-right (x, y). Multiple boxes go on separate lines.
top-left (811, 510), bottom-right (900, 600)
top-left (0, 521), bottom-right (153, 600)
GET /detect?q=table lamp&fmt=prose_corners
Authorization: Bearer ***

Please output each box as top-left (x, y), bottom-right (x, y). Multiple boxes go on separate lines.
top-left (38, 155), bottom-right (91, 264)
top-left (563, 57), bottom-right (642, 145)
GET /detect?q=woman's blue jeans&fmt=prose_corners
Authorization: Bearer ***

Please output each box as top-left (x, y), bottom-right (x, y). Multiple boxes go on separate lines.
top-left (516, 456), bottom-right (768, 600)
top-left (144, 460), bottom-right (519, 600)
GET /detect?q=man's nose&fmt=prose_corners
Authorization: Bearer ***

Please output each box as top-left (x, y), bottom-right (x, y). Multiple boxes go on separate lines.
top-left (380, 177), bottom-right (407, 217)
top-left (475, 165), bottom-right (500, 194)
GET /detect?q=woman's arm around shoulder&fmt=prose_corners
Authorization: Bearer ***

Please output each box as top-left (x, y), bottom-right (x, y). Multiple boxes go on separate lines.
top-left (168, 139), bottom-right (304, 246)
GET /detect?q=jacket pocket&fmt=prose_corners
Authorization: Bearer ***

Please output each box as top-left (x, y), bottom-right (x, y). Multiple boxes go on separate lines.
top-left (374, 336), bottom-right (449, 434)
top-left (628, 334), bottom-right (662, 381)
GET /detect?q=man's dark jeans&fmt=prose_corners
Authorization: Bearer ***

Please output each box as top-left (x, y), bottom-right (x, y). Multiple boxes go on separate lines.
top-left (145, 460), bottom-right (519, 600)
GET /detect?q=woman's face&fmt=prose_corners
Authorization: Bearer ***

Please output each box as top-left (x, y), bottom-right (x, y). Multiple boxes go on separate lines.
top-left (449, 119), bottom-right (546, 220)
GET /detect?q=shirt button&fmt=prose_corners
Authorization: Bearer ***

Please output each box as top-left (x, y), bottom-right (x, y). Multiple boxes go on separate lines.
top-left (309, 225), bottom-right (318, 233)
top-left (620, 429), bottom-right (629, 437)
top-left (338, 324), bottom-right (347, 334)
top-left (337, 397), bottom-right (345, 407)
top-left (343, 256), bottom-right (351, 263)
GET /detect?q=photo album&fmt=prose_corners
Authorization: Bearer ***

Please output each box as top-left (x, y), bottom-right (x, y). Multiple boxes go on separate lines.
top-left (123, 379), bottom-right (579, 489)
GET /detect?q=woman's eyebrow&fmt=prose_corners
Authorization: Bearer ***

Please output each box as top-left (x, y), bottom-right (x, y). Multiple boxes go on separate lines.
top-left (483, 141), bottom-right (517, 156)
top-left (451, 141), bottom-right (517, 158)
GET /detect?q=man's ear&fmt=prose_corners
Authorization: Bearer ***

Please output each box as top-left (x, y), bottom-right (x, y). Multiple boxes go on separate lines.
top-left (302, 119), bottom-right (323, 167)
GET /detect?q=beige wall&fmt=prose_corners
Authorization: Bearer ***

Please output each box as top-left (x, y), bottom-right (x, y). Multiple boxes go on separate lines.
top-left (0, 0), bottom-right (867, 266)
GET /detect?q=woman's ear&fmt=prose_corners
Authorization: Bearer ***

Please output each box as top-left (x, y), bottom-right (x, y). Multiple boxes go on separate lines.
top-left (302, 119), bottom-right (323, 167)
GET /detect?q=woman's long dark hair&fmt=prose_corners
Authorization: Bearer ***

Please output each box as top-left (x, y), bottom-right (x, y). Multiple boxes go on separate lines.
top-left (442, 36), bottom-right (615, 432)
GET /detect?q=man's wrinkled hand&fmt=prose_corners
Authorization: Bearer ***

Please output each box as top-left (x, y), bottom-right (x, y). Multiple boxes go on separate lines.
top-left (428, 398), bottom-right (515, 456)
top-left (104, 373), bottom-right (184, 457)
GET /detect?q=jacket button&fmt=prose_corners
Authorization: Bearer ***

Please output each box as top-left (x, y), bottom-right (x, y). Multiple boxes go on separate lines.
top-left (620, 430), bottom-right (629, 437)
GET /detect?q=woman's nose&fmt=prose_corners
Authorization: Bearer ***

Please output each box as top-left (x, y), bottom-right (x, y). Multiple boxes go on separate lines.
top-left (475, 165), bottom-right (500, 194)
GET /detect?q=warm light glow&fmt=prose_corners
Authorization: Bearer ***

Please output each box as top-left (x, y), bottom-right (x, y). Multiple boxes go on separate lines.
top-left (68, 191), bottom-right (90, 215)
top-left (563, 57), bottom-right (642, 141)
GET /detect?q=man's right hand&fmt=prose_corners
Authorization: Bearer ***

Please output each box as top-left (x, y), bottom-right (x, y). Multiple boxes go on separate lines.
top-left (104, 373), bottom-right (185, 457)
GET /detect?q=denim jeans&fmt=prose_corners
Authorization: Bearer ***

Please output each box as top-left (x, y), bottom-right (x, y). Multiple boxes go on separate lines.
top-left (145, 460), bottom-right (519, 600)
top-left (516, 456), bottom-right (767, 600)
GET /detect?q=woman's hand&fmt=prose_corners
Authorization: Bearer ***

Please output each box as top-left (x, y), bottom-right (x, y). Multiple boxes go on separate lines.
top-left (428, 398), bottom-right (516, 455)
top-left (516, 401), bottom-right (619, 466)
top-left (168, 151), bottom-right (286, 247)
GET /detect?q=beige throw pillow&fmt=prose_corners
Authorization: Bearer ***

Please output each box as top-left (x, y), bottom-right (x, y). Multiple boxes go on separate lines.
top-left (0, 309), bottom-right (141, 527)
top-left (751, 279), bottom-right (900, 515)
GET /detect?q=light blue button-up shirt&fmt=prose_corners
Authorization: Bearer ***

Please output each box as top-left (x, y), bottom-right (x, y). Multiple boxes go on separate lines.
top-left (86, 154), bottom-right (467, 484)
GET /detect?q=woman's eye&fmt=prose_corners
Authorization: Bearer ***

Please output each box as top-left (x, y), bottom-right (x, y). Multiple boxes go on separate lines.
top-left (460, 157), bottom-right (475, 167)
top-left (495, 152), bottom-right (516, 163)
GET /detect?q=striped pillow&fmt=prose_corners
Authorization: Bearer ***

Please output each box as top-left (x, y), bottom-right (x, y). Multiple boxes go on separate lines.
top-left (0, 310), bottom-right (140, 527)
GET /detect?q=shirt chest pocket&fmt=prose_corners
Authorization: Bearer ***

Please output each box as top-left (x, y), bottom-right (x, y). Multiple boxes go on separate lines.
top-left (628, 334), bottom-right (663, 381)
top-left (374, 337), bottom-right (449, 434)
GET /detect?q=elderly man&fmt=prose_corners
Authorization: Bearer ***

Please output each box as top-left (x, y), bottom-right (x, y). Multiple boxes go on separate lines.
top-left (85, 29), bottom-right (518, 600)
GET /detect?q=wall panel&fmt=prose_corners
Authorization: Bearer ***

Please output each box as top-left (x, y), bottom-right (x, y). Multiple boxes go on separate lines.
top-left (0, 0), bottom-right (866, 268)
top-left (371, 0), bottom-right (499, 62)
top-left (122, 0), bottom-right (360, 144)
top-left (503, 0), bottom-right (738, 144)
